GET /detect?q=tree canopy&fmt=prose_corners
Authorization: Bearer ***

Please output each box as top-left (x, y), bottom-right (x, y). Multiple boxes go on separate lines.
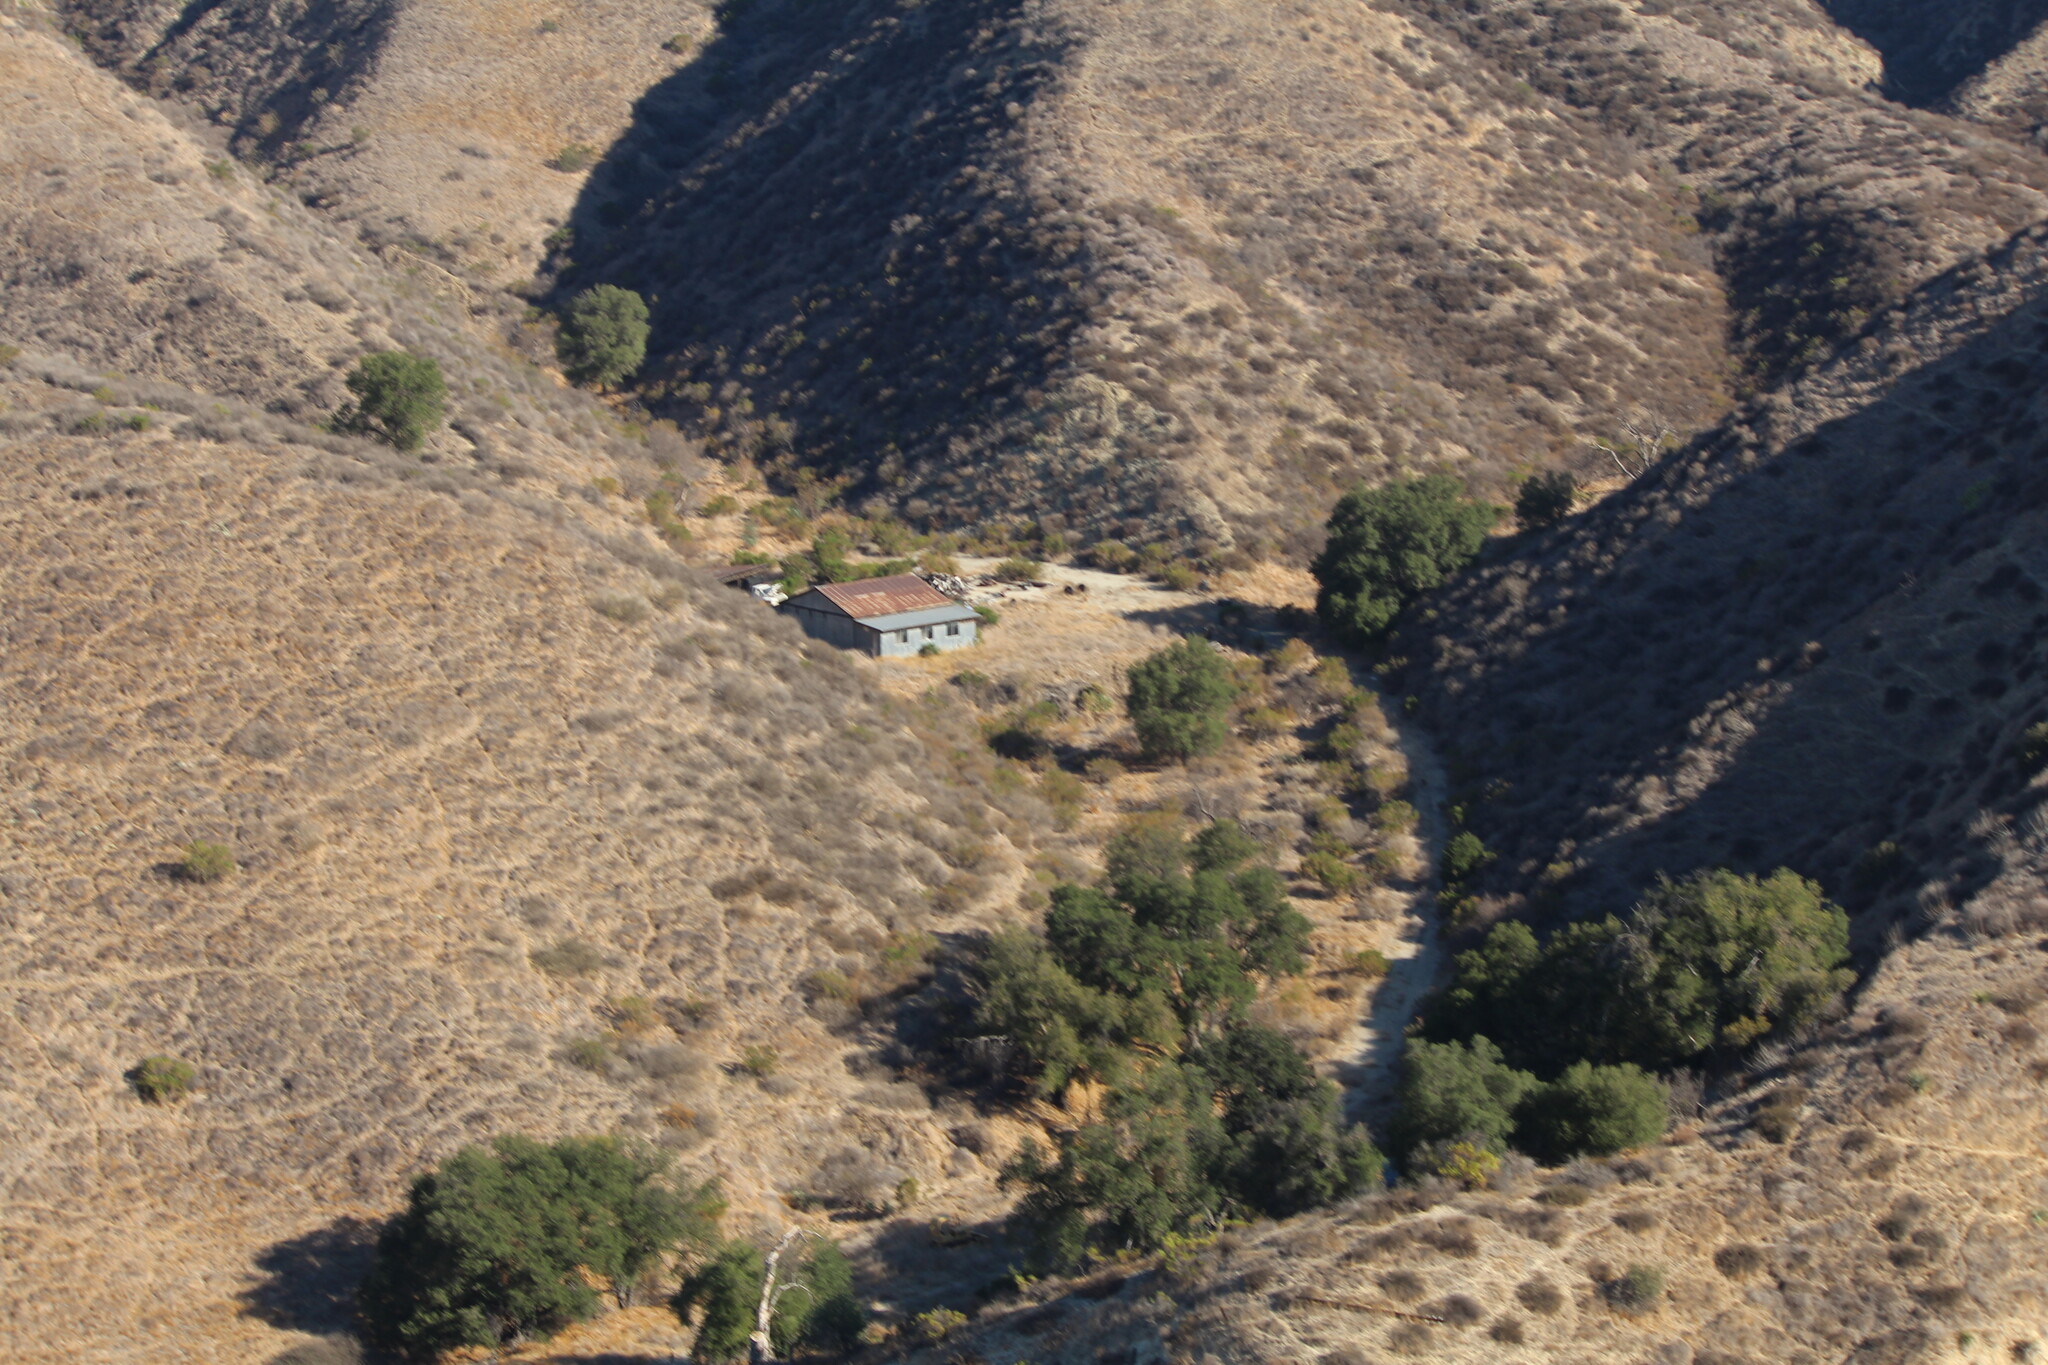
top-left (1125, 637), bottom-right (1241, 762)
top-left (1312, 474), bottom-right (1496, 643)
top-left (1428, 867), bottom-right (1852, 1074)
top-left (672, 1234), bottom-right (863, 1362)
top-left (359, 1135), bottom-right (721, 1358)
top-left (336, 350), bottom-right (446, 452)
top-left (978, 817), bottom-right (1373, 1268)
top-left (558, 285), bottom-right (651, 388)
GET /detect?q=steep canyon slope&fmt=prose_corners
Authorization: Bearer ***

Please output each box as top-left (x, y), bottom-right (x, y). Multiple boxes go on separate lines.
top-left (53, 0), bottom-right (2048, 550)
top-left (0, 21), bottom-right (1041, 1362)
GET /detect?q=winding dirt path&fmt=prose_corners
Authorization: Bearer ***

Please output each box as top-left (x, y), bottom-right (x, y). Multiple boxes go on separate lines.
top-left (1334, 694), bottom-right (1452, 1131)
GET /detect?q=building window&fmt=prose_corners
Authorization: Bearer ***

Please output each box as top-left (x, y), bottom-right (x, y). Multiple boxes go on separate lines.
top-left (946, 623), bottom-right (960, 636)
top-left (898, 630), bottom-right (909, 642)
top-left (923, 626), bottom-right (934, 639)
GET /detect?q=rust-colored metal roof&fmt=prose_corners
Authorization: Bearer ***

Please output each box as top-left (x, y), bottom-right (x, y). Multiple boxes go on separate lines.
top-left (812, 573), bottom-right (952, 619)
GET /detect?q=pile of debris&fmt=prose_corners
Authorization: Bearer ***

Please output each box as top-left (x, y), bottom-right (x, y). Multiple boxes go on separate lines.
top-left (919, 571), bottom-right (973, 599)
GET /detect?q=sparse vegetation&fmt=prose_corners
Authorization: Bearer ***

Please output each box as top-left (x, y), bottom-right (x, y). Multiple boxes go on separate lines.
top-left (170, 837), bottom-right (235, 883)
top-left (529, 938), bottom-right (605, 976)
top-left (130, 1055), bottom-right (196, 1103)
top-left (549, 143), bottom-right (597, 173)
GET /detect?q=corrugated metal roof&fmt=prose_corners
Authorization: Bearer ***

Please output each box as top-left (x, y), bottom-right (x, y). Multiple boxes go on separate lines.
top-left (812, 573), bottom-right (953, 618)
top-left (858, 603), bottom-right (983, 632)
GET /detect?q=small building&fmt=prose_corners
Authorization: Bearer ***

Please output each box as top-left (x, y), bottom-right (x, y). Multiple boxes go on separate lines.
top-left (780, 573), bottom-right (982, 657)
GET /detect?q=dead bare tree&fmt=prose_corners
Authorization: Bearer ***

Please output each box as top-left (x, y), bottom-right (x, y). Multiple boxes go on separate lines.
top-left (1592, 413), bottom-right (1678, 481)
top-left (749, 1227), bottom-right (818, 1364)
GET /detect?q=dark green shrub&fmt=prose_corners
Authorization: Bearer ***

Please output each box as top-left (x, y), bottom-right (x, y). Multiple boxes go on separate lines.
top-left (1607, 1265), bottom-right (1665, 1312)
top-left (178, 839), bottom-right (237, 883)
top-left (130, 1055), bottom-right (196, 1103)
top-left (738, 1045), bottom-right (778, 1077)
top-left (1440, 830), bottom-right (1493, 885)
top-left (1312, 475), bottom-right (1496, 643)
top-left (1513, 1061), bottom-right (1669, 1162)
top-left (1513, 470), bottom-right (1577, 530)
top-left (674, 1235), bottom-right (863, 1361)
top-left (360, 1136), bottom-right (720, 1356)
top-left (1393, 1036), bottom-right (1535, 1158)
top-left (991, 556), bottom-right (1043, 582)
top-left (1126, 637), bottom-right (1240, 762)
top-left (558, 285), bottom-right (650, 388)
top-left (335, 351), bottom-right (446, 452)
top-left (988, 820), bottom-right (1368, 1267)
top-left (1429, 868), bottom-right (1852, 1074)
top-left (671, 1240), bottom-right (760, 1361)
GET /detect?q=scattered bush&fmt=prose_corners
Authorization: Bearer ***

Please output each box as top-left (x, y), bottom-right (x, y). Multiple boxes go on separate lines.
top-left (1313, 475), bottom-right (1497, 644)
top-left (1753, 1084), bottom-right (1807, 1143)
top-left (360, 1137), bottom-right (722, 1355)
top-left (549, 143), bottom-right (597, 172)
top-left (738, 1045), bottom-right (779, 1078)
top-left (130, 1055), bottom-right (196, 1103)
top-left (1126, 637), bottom-right (1241, 762)
top-left (913, 1307), bottom-right (968, 1343)
top-left (558, 285), bottom-right (650, 388)
top-left (530, 938), bottom-right (605, 976)
top-left (991, 556), bottom-right (1043, 582)
top-left (334, 351), bottom-right (446, 452)
top-left (1607, 1264), bottom-right (1665, 1312)
top-left (1440, 830), bottom-right (1493, 886)
top-left (1516, 1277), bottom-right (1564, 1314)
top-left (1514, 470), bottom-right (1577, 530)
top-left (1714, 1243), bottom-right (1767, 1279)
top-left (2022, 722), bottom-right (2048, 773)
top-left (1088, 540), bottom-right (1139, 572)
top-left (178, 839), bottom-right (237, 883)
top-left (1345, 948), bottom-right (1391, 978)
top-left (1239, 705), bottom-right (1294, 740)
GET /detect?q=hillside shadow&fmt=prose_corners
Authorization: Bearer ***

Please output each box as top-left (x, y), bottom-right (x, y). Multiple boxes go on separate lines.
top-left (240, 1215), bottom-right (380, 1339)
top-left (1816, 0), bottom-right (2048, 105)
top-left (64, 0), bottom-right (402, 160)
top-left (1404, 248), bottom-right (2048, 930)
top-left (559, 0), bottom-right (1086, 507)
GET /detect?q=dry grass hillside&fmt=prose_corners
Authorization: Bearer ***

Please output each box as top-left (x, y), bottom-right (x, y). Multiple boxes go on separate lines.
top-left (0, 360), bottom-right (1050, 1362)
top-left (60, 0), bottom-right (714, 283)
top-left (0, 20), bottom-right (1063, 1363)
top-left (46, 0), bottom-right (2048, 553)
top-left (1394, 215), bottom-right (2048, 936)
top-left (893, 881), bottom-right (2048, 1365)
